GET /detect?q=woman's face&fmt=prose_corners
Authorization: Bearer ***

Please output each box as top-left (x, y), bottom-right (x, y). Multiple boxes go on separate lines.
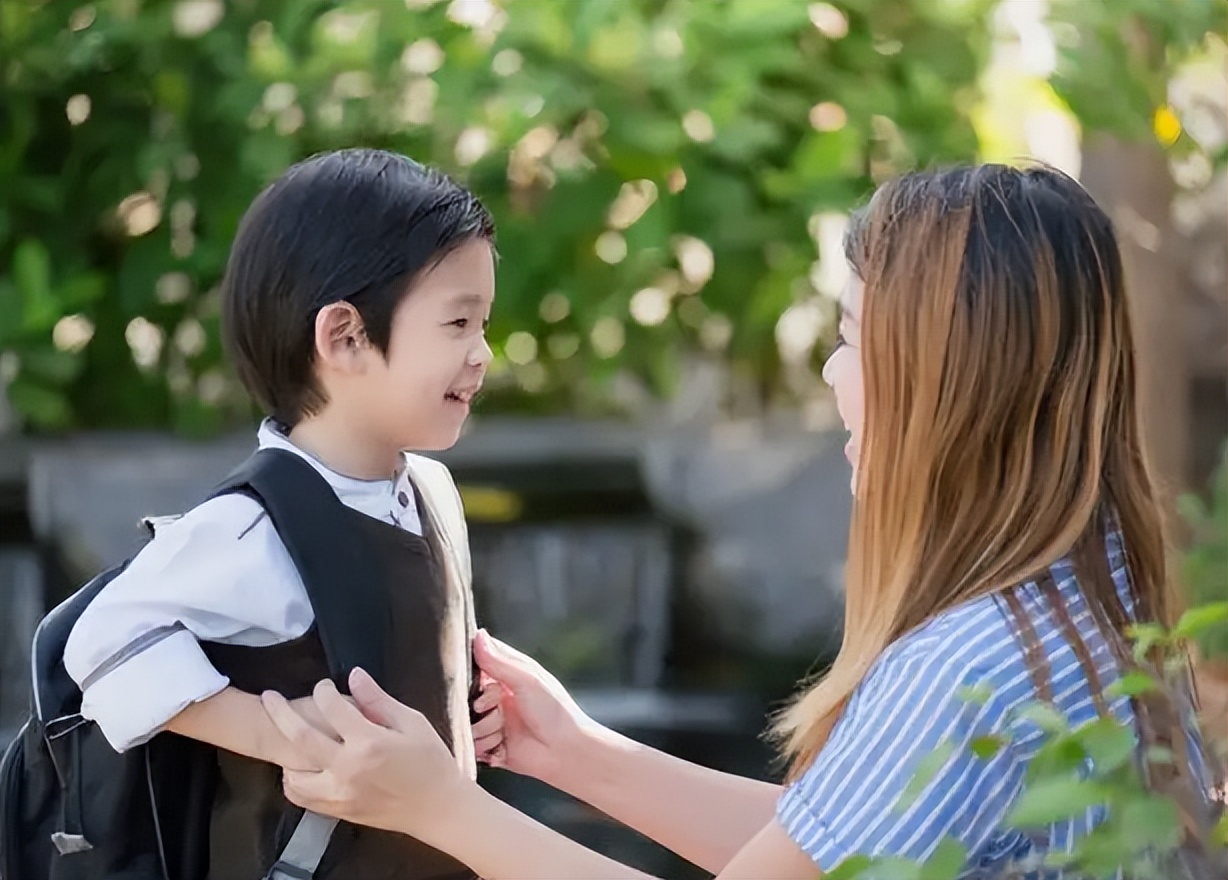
top-left (822, 276), bottom-right (865, 495)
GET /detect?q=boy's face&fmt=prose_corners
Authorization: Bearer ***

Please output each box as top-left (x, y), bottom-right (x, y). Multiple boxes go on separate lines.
top-left (345, 239), bottom-right (495, 452)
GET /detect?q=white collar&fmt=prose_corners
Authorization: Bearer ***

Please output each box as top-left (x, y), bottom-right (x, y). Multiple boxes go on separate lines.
top-left (255, 419), bottom-right (411, 503)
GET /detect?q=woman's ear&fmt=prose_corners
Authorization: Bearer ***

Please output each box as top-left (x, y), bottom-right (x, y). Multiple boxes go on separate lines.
top-left (314, 302), bottom-right (369, 373)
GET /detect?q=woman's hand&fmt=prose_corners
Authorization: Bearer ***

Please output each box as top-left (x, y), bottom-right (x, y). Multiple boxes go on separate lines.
top-left (470, 630), bottom-right (605, 787)
top-left (261, 668), bottom-right (471, 838)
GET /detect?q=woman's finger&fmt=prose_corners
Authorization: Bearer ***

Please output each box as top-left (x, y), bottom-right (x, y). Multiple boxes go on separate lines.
top-left (309, 678), bottom-right (385, 742)
top-left (282, 768), bottom-right (335, 813)
top-left (473, 630), bottom-right (542, 690)
top-left (471, 706), bottom-right (503, 740)
top-left (348, 667), bottom-right (430, 734)
top-left (262, 690), bottom-right (344, 767)
top-left (472, 682), bottom-right (504, 715)
top-left (474, 730), bottom-right (503, 756)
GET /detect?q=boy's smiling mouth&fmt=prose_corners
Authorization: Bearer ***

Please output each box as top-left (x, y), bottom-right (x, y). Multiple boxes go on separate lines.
top-left (445, 384), bottom-right (481, 405)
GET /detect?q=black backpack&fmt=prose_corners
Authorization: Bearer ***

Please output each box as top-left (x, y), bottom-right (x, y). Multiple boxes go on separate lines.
top-left (0, 449), bottom-right (390, 880)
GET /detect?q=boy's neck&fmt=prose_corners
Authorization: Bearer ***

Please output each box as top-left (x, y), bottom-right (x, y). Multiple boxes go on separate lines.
top-left (285, 417), bottom-right (402, 481)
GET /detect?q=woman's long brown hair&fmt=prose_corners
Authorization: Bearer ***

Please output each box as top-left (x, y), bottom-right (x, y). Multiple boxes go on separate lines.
top-left (774, 165), bottom-right (1217, 840)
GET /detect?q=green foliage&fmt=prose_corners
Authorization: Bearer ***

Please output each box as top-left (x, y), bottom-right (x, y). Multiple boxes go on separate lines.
top-left (1047, 0), bottom-right (1228, 150)
top-left (0, 0), bottom-right (994, 434)
top-left (1180, 448), bottom-right (1228, 660)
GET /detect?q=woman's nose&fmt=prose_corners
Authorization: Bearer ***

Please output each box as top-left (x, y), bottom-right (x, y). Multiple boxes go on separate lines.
top-left (821, 352), bottom-right (836, 387)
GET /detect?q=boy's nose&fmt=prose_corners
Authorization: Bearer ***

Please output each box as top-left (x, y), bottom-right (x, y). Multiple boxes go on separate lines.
top-left (468, 336), bottom-right (494, 368)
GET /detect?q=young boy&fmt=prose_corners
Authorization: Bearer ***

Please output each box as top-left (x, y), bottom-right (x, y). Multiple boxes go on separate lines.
top-left (63, 149), bottom-right (495, 880)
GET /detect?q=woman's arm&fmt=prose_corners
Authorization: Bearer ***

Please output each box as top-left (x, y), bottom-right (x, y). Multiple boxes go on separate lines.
top-left (410, 783), bottom-right (816, 880)
top-left (261, 674), bottom-right (818, 880)
top-left (471, 632), bottom-right (780, 872)
top-left (554, 723), bottom-right (780, 872)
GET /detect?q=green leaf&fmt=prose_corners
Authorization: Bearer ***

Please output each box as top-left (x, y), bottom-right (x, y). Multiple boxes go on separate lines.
top-left (1173, 602), bottom-right (1228, 640)
top-left (868, 857), bottom-right (923, 880)
top-left (969, 735), bottom-right (1006, 759)
top-left (0, 280), bottom-right (22, 345)
top-left (1106, 671), bottom-right (1157, 699)
top-left (1015, 703), bottom-right (1069, 735)
top-left (19, 348), bottom-right (84, 385)
top-left (13, 238), bottom-right (60, 331)
top-left (1118, 795), bottom-right (1181, 851)
top-left (1029, 735), bottom-right (1087, 780)
top-left (898, 741), bottom-right (956, 808)
top-left (1127, 623), bottom-right (1168, 663)
top-left (6, 375), bottom-right (72, 429)
top-left (56, 272), bottom-right (107, 309)
top-left (1076, 718), bottom-right (1136, 775)
top-left (1042, 850), bottom-right (1076, 869)
top-left (1006, 778), bottom-right (1112, 827)
top-left (13, 238), bottom-right (49, 298)
top-left (956, 683), bottom-right (993, 705)
top-left (919, 839), bottom-right (966, 880)
top-left (1071, 824), bottom-right (1134, 877)
top-left (1143, 745), bottom-right (1174, 767)
top-left (826, 854), bottom-right (874, 880)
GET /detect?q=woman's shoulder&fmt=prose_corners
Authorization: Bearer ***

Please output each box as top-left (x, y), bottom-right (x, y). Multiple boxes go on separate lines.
top-left (883, 593), bottom-right (1016, 667)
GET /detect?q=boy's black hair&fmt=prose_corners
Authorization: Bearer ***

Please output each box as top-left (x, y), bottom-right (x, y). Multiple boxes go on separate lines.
top-left (220, 148), bottom-right (495, 428)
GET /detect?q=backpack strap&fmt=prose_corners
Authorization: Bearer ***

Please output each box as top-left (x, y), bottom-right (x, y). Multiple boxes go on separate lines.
top-left (263, 812), bottom-right (339, 880)
top-left (403, 455), bottom-right (477, 642)
top-left (212, 448), bottom-right (388, 685)
top-left (212, 449), bottom-right (389, 880)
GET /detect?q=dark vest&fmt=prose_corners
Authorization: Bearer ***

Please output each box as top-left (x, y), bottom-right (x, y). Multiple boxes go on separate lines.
top-left (200, 483), bottom-right (478, 880)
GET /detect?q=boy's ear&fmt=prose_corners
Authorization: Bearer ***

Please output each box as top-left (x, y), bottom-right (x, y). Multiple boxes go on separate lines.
top-left (314, 302), bottom-right (369, 372)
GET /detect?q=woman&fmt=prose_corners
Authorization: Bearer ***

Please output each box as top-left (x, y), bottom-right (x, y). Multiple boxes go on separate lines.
top-left (262, 164), bottom-right (1221, 878)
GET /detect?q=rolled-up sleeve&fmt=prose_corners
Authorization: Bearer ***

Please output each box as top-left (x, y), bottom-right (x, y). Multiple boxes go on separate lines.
top-left (63, 493), bottom-right (313, 752)
top-left (76, 626), bottom-right (228, 752)
top-left (776, 645), bottom-right (1024, 873)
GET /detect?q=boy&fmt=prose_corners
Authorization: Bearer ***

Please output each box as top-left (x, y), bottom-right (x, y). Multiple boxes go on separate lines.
top-left (63, 149), bottom-right (495, 879)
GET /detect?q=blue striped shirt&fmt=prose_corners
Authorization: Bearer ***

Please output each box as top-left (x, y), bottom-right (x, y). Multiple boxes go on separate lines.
top-left (776, 533), bottom-right (1206, 878)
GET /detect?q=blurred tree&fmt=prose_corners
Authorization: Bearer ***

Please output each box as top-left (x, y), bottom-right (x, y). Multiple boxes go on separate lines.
top-left (1, 0), bottom-right (993, 434)
top-left (2, 0), bottom-right (1223, 439)
top-left (1046, 0), bottom-right (1228, 494)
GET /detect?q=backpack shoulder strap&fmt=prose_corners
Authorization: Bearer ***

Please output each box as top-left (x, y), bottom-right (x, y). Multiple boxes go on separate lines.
top-left (403, 453), bottom-right (471, 586)
top-left (212, 448), bottom-right (387, 687)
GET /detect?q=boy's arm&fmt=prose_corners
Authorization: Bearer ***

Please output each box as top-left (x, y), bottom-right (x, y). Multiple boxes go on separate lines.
top-left (166, 686), bottom-right (338, 769)
top-left (63, 493), bottom-right (327, 754)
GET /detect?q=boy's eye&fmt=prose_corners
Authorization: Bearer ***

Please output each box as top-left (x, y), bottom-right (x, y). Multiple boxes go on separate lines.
top-left (450, 318), bottom-right (469, 328)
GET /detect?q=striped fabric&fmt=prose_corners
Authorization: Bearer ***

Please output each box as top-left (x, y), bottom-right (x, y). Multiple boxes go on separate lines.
top-left (777, 532), bottom-right (1207, 878)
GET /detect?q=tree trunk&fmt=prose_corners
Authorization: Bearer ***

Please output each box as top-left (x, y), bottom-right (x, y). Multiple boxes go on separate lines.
top-left (1079, 135), bottom-right (1190, 500)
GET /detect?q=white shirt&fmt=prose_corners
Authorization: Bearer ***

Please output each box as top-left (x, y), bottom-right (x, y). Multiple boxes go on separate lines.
top-left (63, 420), bottom-right (428, 753)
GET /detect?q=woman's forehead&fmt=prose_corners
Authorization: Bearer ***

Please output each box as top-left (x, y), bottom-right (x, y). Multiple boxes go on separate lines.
top-left (840, 276), bottom-right (864, 319)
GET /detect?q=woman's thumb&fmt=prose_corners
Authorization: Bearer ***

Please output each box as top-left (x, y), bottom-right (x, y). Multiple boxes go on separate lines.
top-left (350, 667), bottom-right (416, 731)
top-left (473, 629), bottom-right (535, 688)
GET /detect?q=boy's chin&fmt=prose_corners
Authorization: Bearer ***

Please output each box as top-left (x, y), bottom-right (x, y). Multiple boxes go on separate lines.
top-left (401, 423), bottom-right (466, 453)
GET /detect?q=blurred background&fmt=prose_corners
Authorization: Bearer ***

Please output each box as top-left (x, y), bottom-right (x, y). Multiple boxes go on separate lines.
top-left (2, 0), bottom-right (1226, 875)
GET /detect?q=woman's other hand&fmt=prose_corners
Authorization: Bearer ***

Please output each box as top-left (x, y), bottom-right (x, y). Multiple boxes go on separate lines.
top-left (261, 668), bottom-right (469, 838)
top-left (470, 629), bottom-right (604, 787)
